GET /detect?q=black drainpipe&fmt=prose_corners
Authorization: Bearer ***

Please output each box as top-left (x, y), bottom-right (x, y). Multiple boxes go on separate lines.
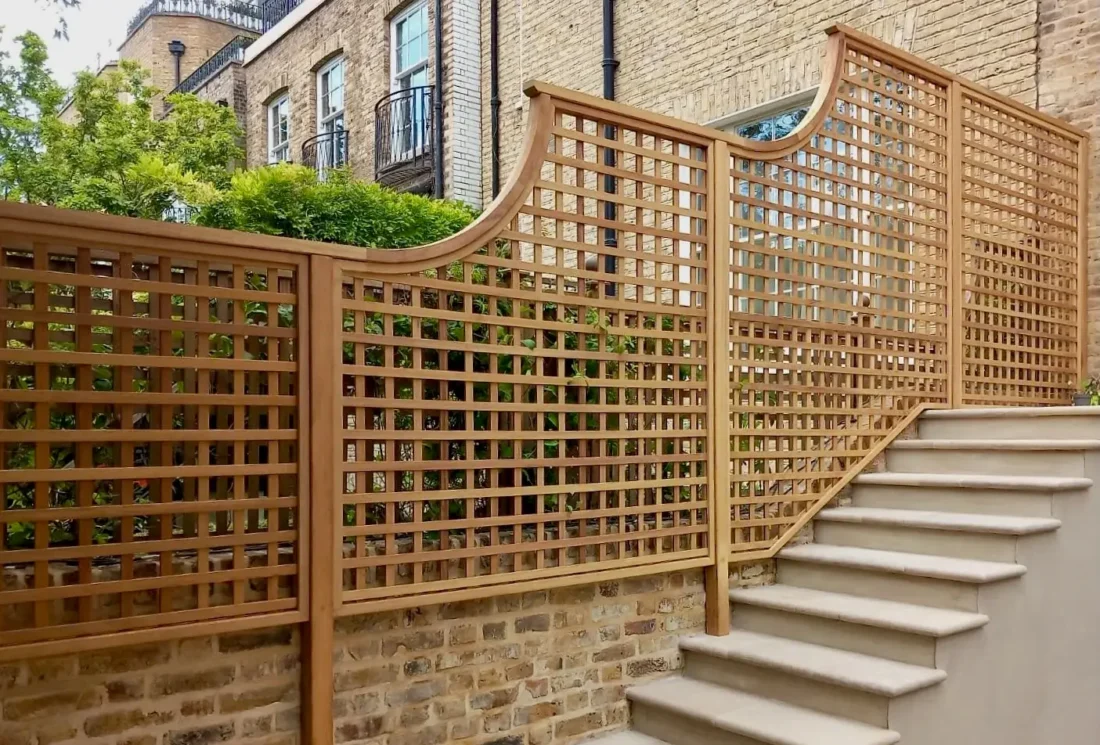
top-left (168, 39), bottom-right (186, 87)
top-left (432, 0), bottom-right (445, 199)
top-left (602, 0), bottom-right (618, 280)
top-left (489, 0), bottom-right (501, 197)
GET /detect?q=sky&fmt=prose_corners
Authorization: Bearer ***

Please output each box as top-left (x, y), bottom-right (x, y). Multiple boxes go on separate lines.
top-left (1, 0), bottom-right (146, 86)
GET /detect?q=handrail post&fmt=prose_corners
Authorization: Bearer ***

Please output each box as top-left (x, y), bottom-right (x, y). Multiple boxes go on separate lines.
top-left (1078, 141), bottom-right (1090, 386)
top-left (947, 81), bottom-right (965, 408)
top-left (304, 255), bottom-right (337, 745)
top-left (705, 139), bottom-right (732, 636)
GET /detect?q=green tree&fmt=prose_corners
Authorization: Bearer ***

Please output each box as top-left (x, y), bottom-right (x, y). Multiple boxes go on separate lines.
top-left (0, 31), bottom-right (238, 218)
top-left (1, 31), bottom-right (475, 248)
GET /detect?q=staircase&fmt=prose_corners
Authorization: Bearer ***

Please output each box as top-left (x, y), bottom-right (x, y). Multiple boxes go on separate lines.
top-left (595, 407), bottom-right (1100, 745)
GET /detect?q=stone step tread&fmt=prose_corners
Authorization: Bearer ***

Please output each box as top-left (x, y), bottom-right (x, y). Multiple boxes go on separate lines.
top-left (922, 406), bottom-right (1100, 419)
top-left (853, 472), bottom-right (1091, 491)
top-left (778, 544), bottom-right (1027, 583)
top-left (816, 507), bottom-right (1062, 535)
top-left (629, 676), bottom-right (901, 745)
top-left (588, 732), bottom-right (671, 745)
top-left (681, 630), bottom-right (946, 697)
top-left (729, 584), bottom-right (989, 637)
top-left (891, 439), bottom-right (1100, 451)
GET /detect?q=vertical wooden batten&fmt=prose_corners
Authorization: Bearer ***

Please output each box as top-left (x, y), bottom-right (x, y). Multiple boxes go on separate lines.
top-left (304, 255), bottom-right (337, 745)
top-left (948, 81), bottom-right (965, 407)
top-left (1079, 139), bottom-right (1090, 383)
top-left (706, 140), bottom-right (733, 636)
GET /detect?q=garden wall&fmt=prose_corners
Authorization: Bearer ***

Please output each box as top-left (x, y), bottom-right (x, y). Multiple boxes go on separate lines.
top-left (0, 567), bottom-right (773, 745)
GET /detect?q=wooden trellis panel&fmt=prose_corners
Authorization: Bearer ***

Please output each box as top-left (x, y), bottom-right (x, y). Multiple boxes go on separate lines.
top-left (0, 230), bottom-right (307, 653)
top-left (724, 37), bottom-right (952, 555)
top-left (958, 88), bottom-right (1083, 405)
top-left (0, 25), bottom-right (1088, 669)
top-left (335, 100), bottom-right (713, 608)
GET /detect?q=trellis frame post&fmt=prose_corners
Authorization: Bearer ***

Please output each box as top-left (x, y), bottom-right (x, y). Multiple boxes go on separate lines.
top-left (304, 255), bottom-right (337, 745)
top-left (705, 140), bottom-right (732, 636)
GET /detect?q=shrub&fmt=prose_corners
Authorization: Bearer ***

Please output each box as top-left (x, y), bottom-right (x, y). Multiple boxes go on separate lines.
top-left (196, 164), bottom-right (477, 248)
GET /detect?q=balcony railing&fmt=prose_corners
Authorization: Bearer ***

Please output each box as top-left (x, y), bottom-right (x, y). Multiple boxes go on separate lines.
top-left (374, 86), bottom-right (435, 191)
top-left (127, 0), bottom-right (264, 36)
top-left (171, 36), bottom-right (253, 96)
top-left (302, 130), bottom-right (350, 176)
top-left (261, 0), bottom-right (304, 31)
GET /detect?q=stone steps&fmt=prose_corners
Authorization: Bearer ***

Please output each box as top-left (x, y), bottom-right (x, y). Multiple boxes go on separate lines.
top-left (588, 407), bottom-right (1083, 745)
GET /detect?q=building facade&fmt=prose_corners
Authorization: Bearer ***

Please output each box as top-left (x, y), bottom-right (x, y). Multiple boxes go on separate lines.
top-left (114, 0), bottom-right (1100, 366)
top-left (119, 0), bottom-right (263, 115)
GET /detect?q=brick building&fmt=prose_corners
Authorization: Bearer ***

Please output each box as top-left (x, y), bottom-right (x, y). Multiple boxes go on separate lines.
top-left (118, 0), bottom-right (263, 117)
top-left (125, 0), bottom-right (1099, 246)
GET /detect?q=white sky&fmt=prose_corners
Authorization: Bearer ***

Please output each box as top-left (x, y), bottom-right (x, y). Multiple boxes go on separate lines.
top-left (1, 0), bottom-right (146, 86)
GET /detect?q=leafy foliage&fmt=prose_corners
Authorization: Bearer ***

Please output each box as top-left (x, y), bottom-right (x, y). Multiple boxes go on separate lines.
top-left (1, 32), bottom-right (475, 248)
top-left (197, 164), bottom-right (476, 248)
top-left (0, 32), bottom-right (238, 218)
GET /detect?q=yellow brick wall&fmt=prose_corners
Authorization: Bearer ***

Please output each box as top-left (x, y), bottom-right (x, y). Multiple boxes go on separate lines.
top-left (0, 571), bottom-right (706, 745)
top-left (483, 0), bottom-right (1041, 204)
top-left (241, 0), bottom-right (471, 200)
top-left (241, 0), bottom-right (390, 178)
top-left (120, 15), bottom-right (252, 115)
top-left (1037, 0), bottom-right (1100, 376)
top-left (0, 628), bottom-right (300, 745)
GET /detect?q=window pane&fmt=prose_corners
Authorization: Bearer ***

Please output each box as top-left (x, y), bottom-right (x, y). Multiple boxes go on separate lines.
top-left (773, 107), bottom-right (809, 139)
top-left (394, 3), bottom-right (429, 77)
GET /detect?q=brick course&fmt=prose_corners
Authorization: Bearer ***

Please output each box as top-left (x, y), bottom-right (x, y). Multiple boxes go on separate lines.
top-left (120, 15), bottom-right (254, 116)
top-left (0, 630), bottom-right (299, 745)
top-left (483, 0), bottom-right (1043, 204)
top-left (193, 62), bottom-right (249, 134)
top-left (242, 0), bottom-right (389, 177)
top-left (1037, 0), bottom-right (1100, 375)
top-left (0, 570), bottom-right (707, 745)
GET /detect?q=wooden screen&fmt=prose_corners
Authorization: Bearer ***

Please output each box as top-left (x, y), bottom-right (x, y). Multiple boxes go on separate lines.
top-left (336, 101), bottom-right (713, 607)
top-left (959, 89), bottom-right (1083, 405)
top-left (724, 39), bottom-right (952, 554)
top-left (0, 234), bottom-right (306, 650)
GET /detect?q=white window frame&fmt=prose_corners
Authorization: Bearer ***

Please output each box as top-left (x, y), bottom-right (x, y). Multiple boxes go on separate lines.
top-left (708, 87), bottom-right (818, 141)
top-left (390, 0), bottom-right (430, 92)
top-left (316, 56), bottom-right (346, 134)
top-left (267, 94), bottom-right (290, 164)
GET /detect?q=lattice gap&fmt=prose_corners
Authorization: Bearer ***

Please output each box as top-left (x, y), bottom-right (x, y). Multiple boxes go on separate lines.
top-left (337, 104), bottom-right (712, 603)
top-left (0, 241), bottom-right (304, 641)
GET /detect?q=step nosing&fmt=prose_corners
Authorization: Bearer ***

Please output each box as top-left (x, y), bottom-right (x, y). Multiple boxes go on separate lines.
top-left (815, 507), bottom-right (1062, 534)
top-left (587, 733), bottom-right (670, 745)
top-left (729, 585), bottom-right (990, 636)
top-left (852, 472), bottom-right (1092, 491)
top-left (778, 544), bottom-right (1027, 582)
top-left (680, 631), bottom-right (947, 697)
top-left (923, 406), bottom-right (1100, 419)
top-left (629, 677), bottom-right (902, 745)
top-left (891, 439), bottom-right (1100, 450)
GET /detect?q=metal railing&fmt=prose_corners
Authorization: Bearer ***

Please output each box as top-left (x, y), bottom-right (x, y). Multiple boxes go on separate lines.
top-left (374, 86), bottom-right (435, 185)
top-left (171, 36), bottom-right (253, 96)
top-left (301, 129), bottom-right (350, 176)
top-left (261, 0), bottom-right (304, 31)
top-left (127, 0), bottom-right (264, 36)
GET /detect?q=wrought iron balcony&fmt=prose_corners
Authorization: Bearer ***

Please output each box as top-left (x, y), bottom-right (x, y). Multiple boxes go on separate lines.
top-left (302, 130), bottom-right (350, 176)
top-left (171, 36), bottom-right (253, 96)
top-left (374, 86), bottom-right (435, 193)
top-left (261, 0), bottom-right (305, 31)
top-left (127, 0), bottom-right (264, 36)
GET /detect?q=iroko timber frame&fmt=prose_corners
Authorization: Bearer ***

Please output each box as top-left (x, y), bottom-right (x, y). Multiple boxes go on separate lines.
top-left (0, 24), bottom-right (1087, 745)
